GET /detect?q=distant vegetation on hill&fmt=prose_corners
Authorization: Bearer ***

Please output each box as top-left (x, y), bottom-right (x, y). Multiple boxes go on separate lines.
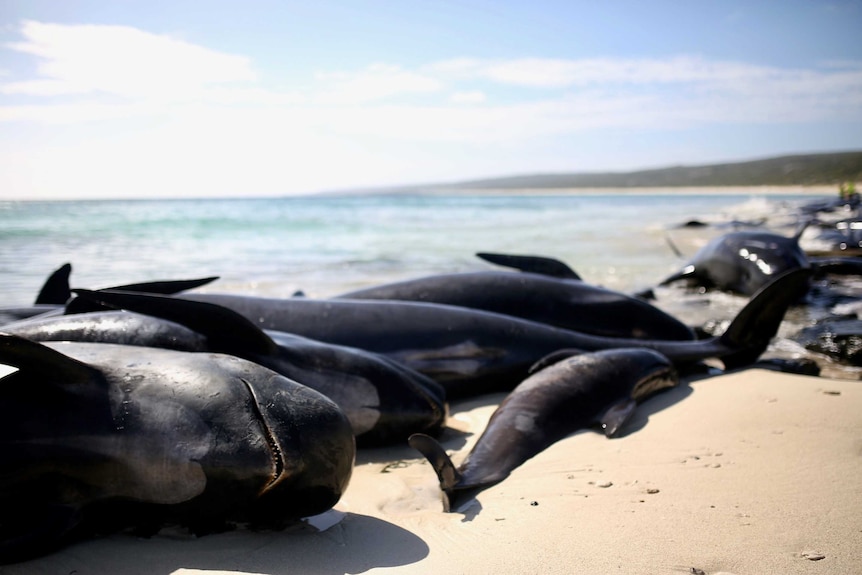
top-left (450, 151), bottom-right (862, 189)
top-left (336, 151), bottom-right (862, 194)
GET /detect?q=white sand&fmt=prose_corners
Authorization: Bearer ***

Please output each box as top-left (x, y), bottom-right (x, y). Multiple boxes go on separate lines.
top-left (8, 368), bottom-right (862, 575)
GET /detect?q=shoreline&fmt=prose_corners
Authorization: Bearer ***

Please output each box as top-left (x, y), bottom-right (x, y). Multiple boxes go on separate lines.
top-left (408, 184), bottom-right (841, 197)
top-left (1, 184), bottom-right (845, 202)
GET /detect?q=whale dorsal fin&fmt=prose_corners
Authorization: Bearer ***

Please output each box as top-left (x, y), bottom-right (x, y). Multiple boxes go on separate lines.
top-left (33, 264), bottom-right (217, 308)
top-left (475, 253), bottom-right (581, 280)
top-left (34, 263), bottom-right (73, 305)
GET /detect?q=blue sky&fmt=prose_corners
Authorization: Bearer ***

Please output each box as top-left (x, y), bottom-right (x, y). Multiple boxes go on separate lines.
top-left (1, 1), bottom-right (861, 199)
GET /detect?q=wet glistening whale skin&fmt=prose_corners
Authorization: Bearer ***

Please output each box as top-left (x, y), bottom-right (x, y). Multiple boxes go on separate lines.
top-left (7, 293), bottom-right (446, 446)
top-left (0, 334), bottom-right (355, 563)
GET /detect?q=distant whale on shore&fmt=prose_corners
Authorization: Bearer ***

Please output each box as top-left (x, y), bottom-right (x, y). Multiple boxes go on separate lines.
top-left (658, 229), bottom-right (862, 296)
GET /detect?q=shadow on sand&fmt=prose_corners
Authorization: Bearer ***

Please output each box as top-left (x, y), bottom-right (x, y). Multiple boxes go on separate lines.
top-left (5, 512), bottom-right (429, 575)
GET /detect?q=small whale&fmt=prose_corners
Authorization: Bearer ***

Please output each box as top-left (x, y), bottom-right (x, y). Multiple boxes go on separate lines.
top-left (8, 289), bottom-right (447, 447)
top-left (409, 348), bottom-right (678, 511)
top-left (71, 289), bottom-right (448, 446)
top-left (658, 229), bottom-right (862, 296)
top-left (336, 252), bottom-right (695, 341)
top-left (0, 334), bottom-right (354, 563)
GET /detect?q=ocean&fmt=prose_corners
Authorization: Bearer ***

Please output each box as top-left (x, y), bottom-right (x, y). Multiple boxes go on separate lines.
top-left (0, 190), bottom-right (826, 306)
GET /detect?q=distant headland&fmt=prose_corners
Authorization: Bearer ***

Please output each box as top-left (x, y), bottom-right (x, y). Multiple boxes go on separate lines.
top-left (326, 150), bottom-right (862, 195)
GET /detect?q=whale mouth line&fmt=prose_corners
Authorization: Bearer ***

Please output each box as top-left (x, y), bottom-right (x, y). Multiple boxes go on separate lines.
top-left (239, 377), bottom-right (286, 493)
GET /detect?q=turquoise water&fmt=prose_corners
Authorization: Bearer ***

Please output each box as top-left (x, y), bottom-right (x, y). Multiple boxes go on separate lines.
top-left (0, 192), bottom-right (825, 307)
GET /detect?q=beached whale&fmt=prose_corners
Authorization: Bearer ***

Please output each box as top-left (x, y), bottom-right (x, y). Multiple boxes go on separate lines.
top-left (409, 348), bottom-right (678, 511)
top-left (336, 252), bottom-right (695, 340)
top-left (120, 267), bottom-right (814, 398)
top-left (0, 335), bottom-right (355, 563)
top-left (658, 229), bottom-right (862, 296)
top-left (5, 300), bottom-right (446, 446)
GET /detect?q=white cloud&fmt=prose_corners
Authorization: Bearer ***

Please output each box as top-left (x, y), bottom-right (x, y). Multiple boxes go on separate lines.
top-left (3, 20), bottom-right (255, 100)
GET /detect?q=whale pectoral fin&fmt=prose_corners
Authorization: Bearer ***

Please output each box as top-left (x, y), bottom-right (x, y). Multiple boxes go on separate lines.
top-left (408, 433), bottom-right (462, 512)
top-left (599, 398), bottom-right (637, 438)
top-left (475, 252), bottom-right (581, 280)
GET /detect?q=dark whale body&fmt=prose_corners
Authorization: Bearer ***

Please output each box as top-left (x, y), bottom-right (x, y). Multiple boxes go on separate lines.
top-left (659, 230), bottom-right (862, 296)
top-left (409, 348), bottom-right (678, 511)
top-left (336, 269), bottom-right (695, 340)
top-left (0, 335), bottom-right (354, 563)
top-left (660, 231), bottom-right (811, 296)
top-left (5, 302), bottom-right (446, 446)
top-left (154, 268), bottom-right (812, 398)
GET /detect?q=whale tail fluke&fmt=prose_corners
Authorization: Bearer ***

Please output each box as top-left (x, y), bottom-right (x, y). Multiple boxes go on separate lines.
top-left (408, 433), bottom-right (462, 512)
top-left (718, 267), bottom-right (812, 369)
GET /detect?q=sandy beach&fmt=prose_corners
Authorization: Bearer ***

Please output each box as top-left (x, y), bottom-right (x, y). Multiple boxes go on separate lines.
top-left (7, 367), bottom-right (860, 575)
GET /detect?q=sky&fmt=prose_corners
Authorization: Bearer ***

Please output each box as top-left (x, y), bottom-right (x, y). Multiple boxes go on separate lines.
top-left (1, 1), bottom-right (861, 199)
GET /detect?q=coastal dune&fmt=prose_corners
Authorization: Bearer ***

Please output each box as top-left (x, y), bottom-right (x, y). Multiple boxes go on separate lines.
top-left (8, 367), bottom-right (861, 575)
